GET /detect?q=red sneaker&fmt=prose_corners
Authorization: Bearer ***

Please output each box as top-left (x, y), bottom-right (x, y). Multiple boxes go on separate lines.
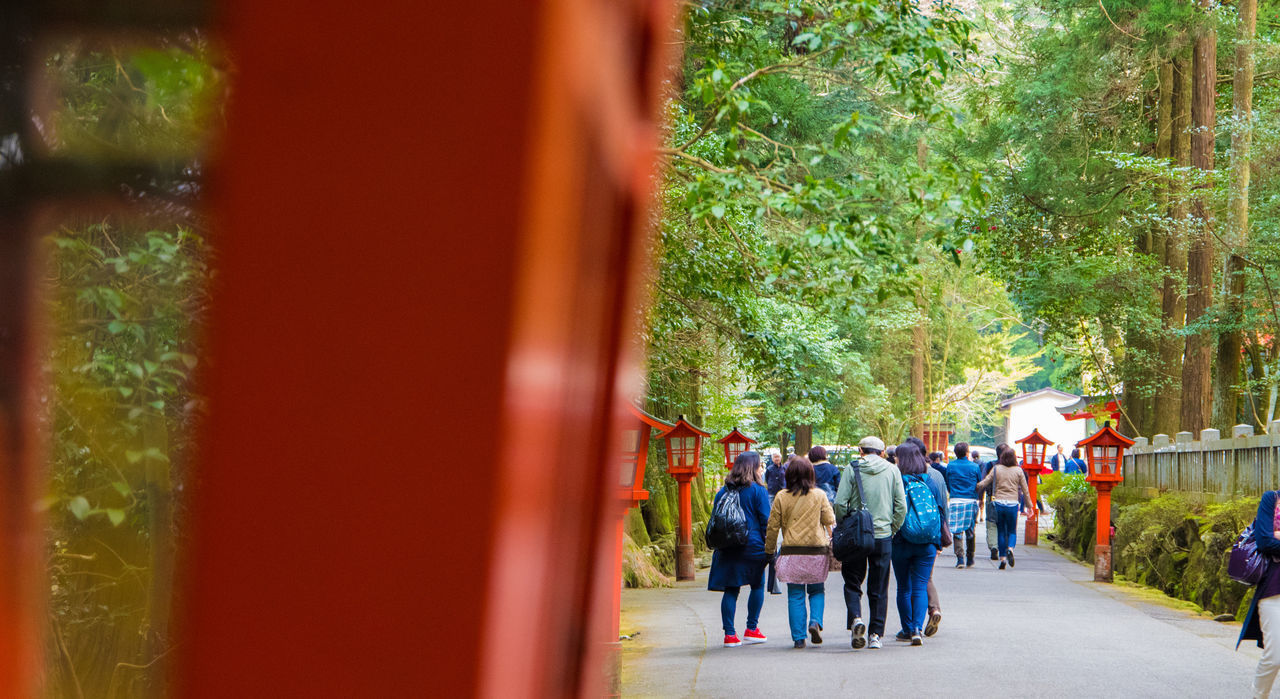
top-left (743, 628), bottom-right (767, 644)
top-left (723, 634), bottom-right (742, 647)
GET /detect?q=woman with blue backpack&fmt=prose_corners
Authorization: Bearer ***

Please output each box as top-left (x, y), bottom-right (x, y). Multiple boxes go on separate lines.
top-left (1236, 489), bottom-right (1280, 697)
top-left (891, 443), bottom-right (947, 646)
top-left (707, 451), bottom-right (772, 648)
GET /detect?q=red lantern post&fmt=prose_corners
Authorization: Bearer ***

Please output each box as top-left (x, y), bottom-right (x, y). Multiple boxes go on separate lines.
top-left (1015, 428), bottom-right (1053, 545)
top-left (604, 405), bottom-right (670, 695)
top-left (661, 416), bottom-right (710, 581)
top-left (716, 428), bottom-right (757, 470)
top-left (1078, 423), bottom-right (1134, 582)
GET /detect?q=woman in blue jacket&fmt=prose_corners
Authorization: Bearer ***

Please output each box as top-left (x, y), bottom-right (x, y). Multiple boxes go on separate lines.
top-left (1238, 490), bottom-right (1280, 696)
top-left (708, 451), bottom-right (772, 647)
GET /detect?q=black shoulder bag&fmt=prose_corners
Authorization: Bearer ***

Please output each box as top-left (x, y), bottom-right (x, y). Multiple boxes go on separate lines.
top-left (832, 463), bottom-right (876, 561)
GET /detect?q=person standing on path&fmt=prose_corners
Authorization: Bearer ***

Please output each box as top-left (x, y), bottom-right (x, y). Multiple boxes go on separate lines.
top-left (944, 443), bottom-right (980, 569)
top-left (765, 456), bottom-right (835, 648)
top-left (1239, 489), bottom-right (1280, 697)
top-left (810, 446), bottom-right (840, 504)
top-left (764, 450), bottom-right (787, 594)
top-left (928, 452), bottom-right (946, 476)
top-left (975, 448), bottom-right (1032, 570)
top-left (833, 436), bottom-right (905, 651)
top-left (891, 443), bottom-right (945, 646)
top-left (708, 451), bottom-right (773, 647)
top-left (1049, 444), bottom-right (1068, 473)
top-left (1064, 448), bottom-right (1087, 475)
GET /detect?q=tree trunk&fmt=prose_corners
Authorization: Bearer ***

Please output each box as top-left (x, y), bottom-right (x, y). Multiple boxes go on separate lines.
top-left (1123, 64), bottom-right (1174, 438)
top-left (1155, 55), bottom-right (1189, 437)
top-left (794, 424), bottom-right (813, 457)
top-left (1181, 17), bottom-right (1216, 435)
top-left (1214, 0), bottom-right (1256, 431)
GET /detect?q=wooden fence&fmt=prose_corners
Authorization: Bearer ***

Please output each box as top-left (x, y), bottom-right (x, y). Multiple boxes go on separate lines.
top-left (1120, 423), bottom-right (1280, 500)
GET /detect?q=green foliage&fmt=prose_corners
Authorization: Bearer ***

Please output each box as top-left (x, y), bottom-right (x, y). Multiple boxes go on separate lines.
top-left (38, 35), bottom-right (220, 697)
top-left (1051, 489), bottom-right (1257, 616)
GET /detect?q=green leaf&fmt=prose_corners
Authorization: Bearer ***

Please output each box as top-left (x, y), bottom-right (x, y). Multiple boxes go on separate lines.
top-left (112, 481), bottom-right (132, 497)
top-left (68, 496), bottom-right (90, 521)
top-left (710, 204), bottom-right (726, 219)
top-left (105, 509), bottom-right (126, 527)
top-left (108, 320), bottom-right (126, 334)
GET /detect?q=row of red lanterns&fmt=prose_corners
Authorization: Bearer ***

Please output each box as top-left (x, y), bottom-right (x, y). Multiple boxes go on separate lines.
top-left (1014, 424), bottom-right (1133, 582)
top-left (617, 405), bottom-right (756, 509)
top-left (622, 416), bottom-right (1134, 507)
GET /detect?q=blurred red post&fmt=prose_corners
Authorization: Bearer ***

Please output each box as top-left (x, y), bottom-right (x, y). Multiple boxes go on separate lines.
top-left (177, 0), bottom-right (680, 695)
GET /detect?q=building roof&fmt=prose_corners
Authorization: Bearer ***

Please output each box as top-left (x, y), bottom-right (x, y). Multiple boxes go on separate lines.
top-left (997, 387), bottom-right (1081, 409)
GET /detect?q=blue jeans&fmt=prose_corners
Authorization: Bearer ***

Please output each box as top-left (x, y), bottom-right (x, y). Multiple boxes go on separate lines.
top-left (994, 503), bottom-right (1019, 558)
top-left (721, 584), bottom-right (764, 636)
top-left (786, 583), bottom-right (824, 642)
top-left (891, 543), bottom-right (937, 635)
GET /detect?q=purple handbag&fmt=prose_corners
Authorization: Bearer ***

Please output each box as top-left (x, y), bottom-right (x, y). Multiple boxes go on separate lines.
top-left (1229, 501), bottom-right (1280, 585)
top-left (1229, 525), bottom-right (1266, 585)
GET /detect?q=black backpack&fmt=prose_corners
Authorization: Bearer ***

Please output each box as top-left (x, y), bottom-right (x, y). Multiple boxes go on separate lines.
top-left (832, 463), bottom-right (875, 561)
top-left (705, 487), bottom-right (750, 549)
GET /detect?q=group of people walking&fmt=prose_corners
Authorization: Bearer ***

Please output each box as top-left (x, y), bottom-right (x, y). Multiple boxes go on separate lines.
top-left (708, 436), bottom-right (1040, 651)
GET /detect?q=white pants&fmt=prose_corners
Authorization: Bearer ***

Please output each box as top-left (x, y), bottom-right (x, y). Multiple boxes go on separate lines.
top-left (1256, 596), bottom-right (1280, 698)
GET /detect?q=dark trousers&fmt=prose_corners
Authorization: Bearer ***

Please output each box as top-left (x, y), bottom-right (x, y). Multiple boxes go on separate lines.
top-left (841, 536), bottom-right (892, 636)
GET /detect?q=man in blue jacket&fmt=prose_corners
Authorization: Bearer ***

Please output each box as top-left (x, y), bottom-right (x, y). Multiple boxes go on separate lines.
top-left (944, 443), bottom-right (980, 568)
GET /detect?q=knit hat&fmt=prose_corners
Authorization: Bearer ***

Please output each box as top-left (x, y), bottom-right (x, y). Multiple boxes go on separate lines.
top-left (859, 436), bottom-right (886, 451)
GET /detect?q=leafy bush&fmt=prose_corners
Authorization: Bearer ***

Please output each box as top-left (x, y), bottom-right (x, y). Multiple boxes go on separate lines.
top-left (1041, 472), bottom-right (1089, 502)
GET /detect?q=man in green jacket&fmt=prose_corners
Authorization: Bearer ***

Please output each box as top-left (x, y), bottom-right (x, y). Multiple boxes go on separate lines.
top-left (833, 436), bottom-right (906, 650)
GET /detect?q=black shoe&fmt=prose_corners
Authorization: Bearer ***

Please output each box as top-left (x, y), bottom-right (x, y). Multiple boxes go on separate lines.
top-left (808, 622), bottom-right (823, 645)
top-left (966, 557), bottom-right (974, 567)
top-left (794, 639), bottom-right (806, 649)
top-left (999, 560), bottom-right (1007, 570)
top-left (1008, 551), bottom-right (1015, 568)
top-left (990, 548), bottom-right (998, 561)
top-left (895, 630), bottom-right (912, 642)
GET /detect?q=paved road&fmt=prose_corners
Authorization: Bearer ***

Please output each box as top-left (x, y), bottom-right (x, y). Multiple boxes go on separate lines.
top-left (622, 526), bottom-right (1260, 697)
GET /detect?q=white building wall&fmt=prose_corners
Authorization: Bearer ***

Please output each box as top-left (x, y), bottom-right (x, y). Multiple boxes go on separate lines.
top-left (1005, 393), bottom-right (1087, 455)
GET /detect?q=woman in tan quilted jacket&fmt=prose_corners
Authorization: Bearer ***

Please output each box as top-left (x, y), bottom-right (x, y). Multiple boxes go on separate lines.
top-left (766, 457), bottom-right (836, 648)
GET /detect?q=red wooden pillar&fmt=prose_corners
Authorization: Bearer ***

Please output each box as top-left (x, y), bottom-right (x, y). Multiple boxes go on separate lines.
top-left (675, 477), bottom-right (696, 580)
top-left (1023, 477), bottom-right (1040, 545)
top-left (1094, 485), bottom-right (1114, 581)
top-left (177, 0), bottom-right (680, 696)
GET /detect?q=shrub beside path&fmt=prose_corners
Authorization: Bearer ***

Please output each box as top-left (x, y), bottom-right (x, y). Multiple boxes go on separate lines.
top-left (622, 525), bottom-right (1258, 697)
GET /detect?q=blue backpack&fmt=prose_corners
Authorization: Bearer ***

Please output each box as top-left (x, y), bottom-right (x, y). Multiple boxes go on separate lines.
top-left (901, 474), bottom-right (941, 545)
